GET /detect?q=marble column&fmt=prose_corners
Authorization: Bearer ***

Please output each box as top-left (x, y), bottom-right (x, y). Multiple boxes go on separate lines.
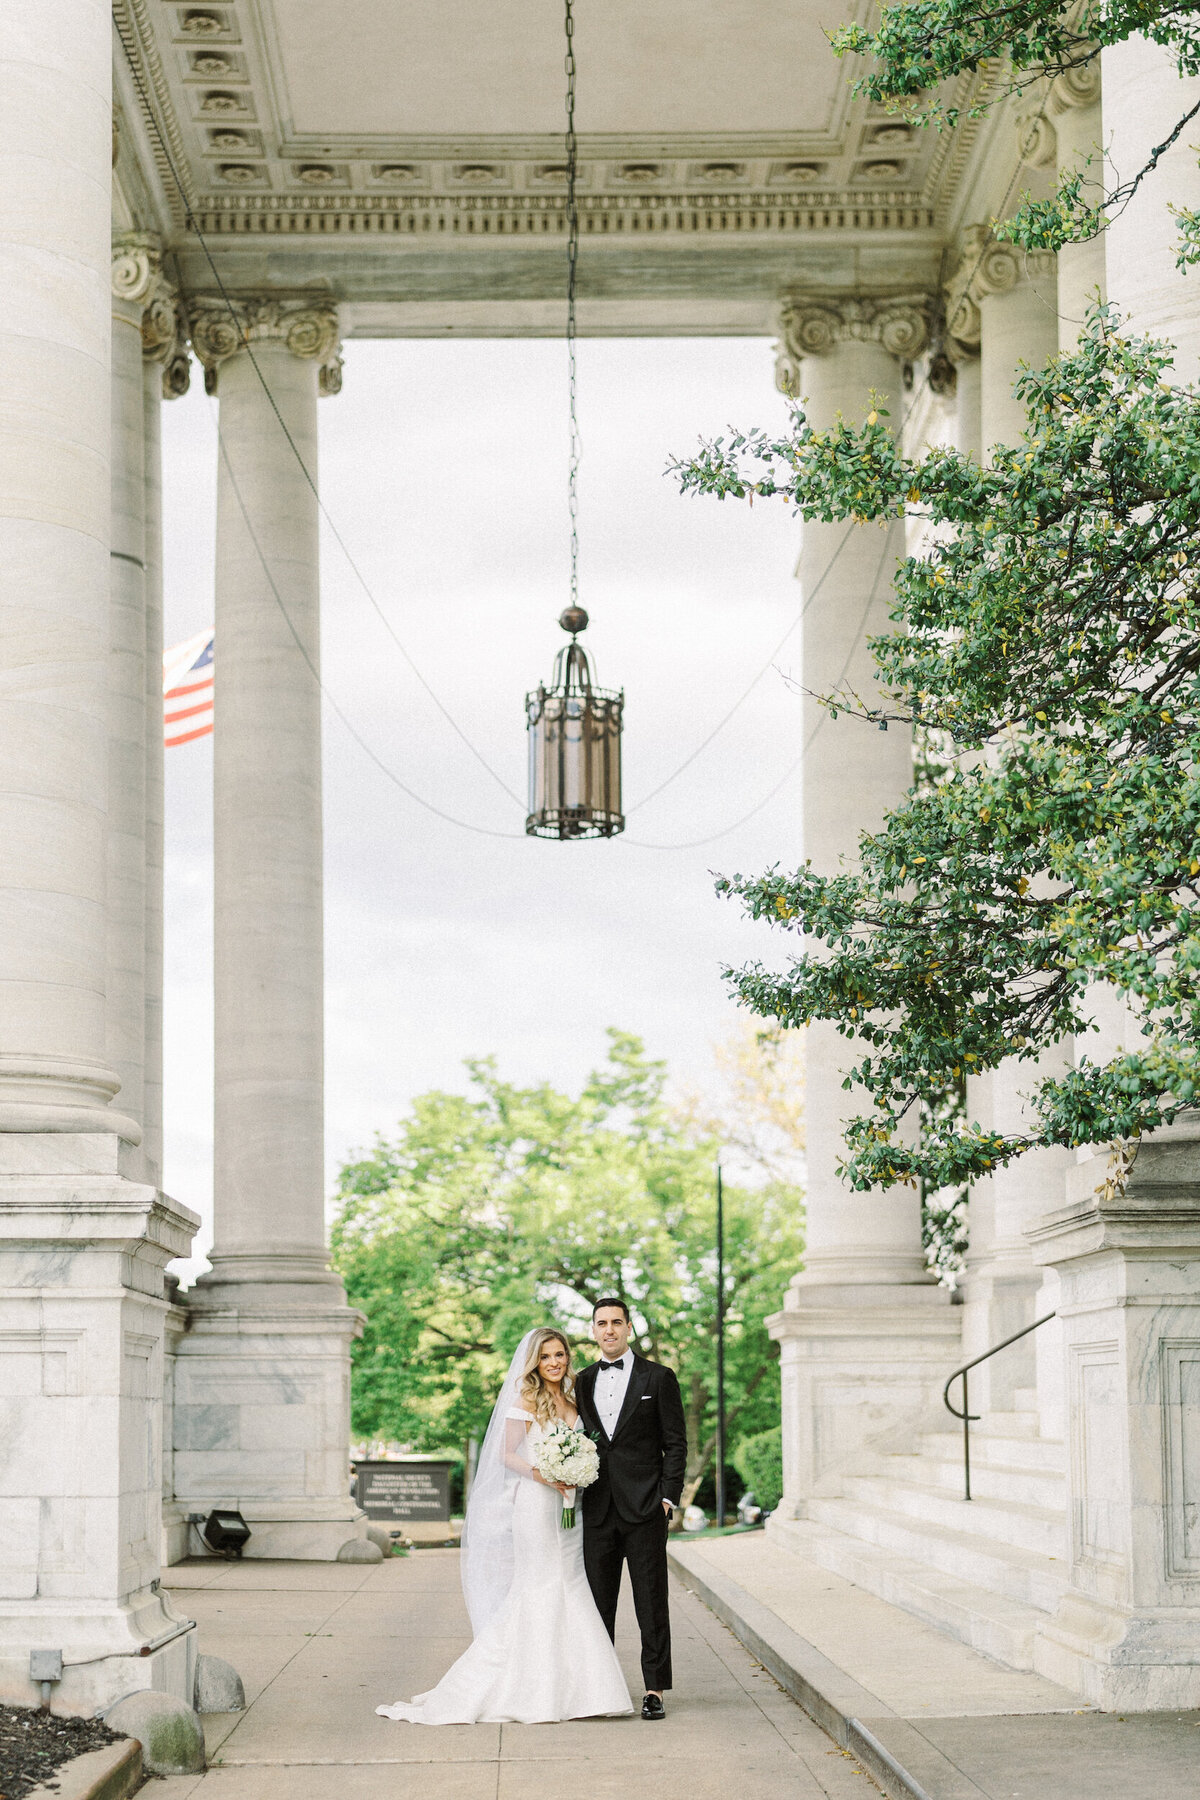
top-left (0, 3), bottom-right (198, 1714)
top-left (175, 297), bottom-right (366, 1561)
top-left (1103, 33), bottom-right (1200, 379)
top-left (107, 235), bottom-right (158, 1158)
top-left (1050, 63), bottom-right (1106, 349)
top-left (140, 280), bottom-right (191, 1191)
top-left (943, 231), bottom-right (1070, 1411)
top-left (767, 296), bottom-right (958, 1515)
top-left (946, 227), bottom-right (1059, 452)
top-left (1021, 41), bottom-right (1200, 1707)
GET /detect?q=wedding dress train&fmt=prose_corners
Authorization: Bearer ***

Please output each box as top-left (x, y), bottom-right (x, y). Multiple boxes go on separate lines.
top-left (376, 1410), bottom-right (633, 1725)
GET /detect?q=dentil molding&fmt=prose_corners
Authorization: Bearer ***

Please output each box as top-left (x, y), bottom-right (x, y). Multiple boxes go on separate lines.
top-left (943, 225), bottom-right (1056, 358)
top-left (187, 296), bottom-right (343, 395)
top-left (773, 292), bottom-right (933, 393)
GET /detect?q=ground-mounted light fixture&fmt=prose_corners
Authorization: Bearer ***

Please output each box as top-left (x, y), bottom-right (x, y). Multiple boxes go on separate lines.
top-left (202, 1508), bottom-right (251, 1557)
top-left (526, 606), bottom-right (623, 839)
top-left (525, 0), bottom-right (624, 841)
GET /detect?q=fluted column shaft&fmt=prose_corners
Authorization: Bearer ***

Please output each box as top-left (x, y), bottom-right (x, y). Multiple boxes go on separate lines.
top-left (0, 1), bottom-right (128, 1134)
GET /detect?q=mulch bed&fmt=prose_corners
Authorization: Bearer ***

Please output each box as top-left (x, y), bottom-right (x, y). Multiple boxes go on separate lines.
top-left (0, 1705), bottom-right (125, 1800)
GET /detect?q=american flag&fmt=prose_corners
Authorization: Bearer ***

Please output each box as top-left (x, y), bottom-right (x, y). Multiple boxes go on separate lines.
top-left (163, 629), bottom-right (214, 747)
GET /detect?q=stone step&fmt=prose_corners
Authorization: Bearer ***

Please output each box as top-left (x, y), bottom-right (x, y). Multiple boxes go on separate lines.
top-left (975, 1408), bottom-right (1041, 1437)
top-left (838, 1473), bottom-right (1066, 1557)
top-left (808, 1493), bottom-right (1068, 1613)
top-left (770, 1513), bottom-right (1051, 1670)
top-left (869, 1450), bottom-right (1066, 1512)
top-left (916, 1426), bottom-right (1065, 1474)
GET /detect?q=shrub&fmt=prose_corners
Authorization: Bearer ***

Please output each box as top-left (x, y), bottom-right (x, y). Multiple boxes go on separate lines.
top-left (734, 1425), bottom-right (783, 1512)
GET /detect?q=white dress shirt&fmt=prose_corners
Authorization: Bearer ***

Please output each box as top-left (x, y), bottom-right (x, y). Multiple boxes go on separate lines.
top-left (594, 1350), bottom-right (633, 1438)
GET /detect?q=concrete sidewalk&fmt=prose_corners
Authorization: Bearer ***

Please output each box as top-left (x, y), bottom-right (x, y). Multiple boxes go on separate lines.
top-left (153, 1551), bottom-right (877, 1799)
top-left (670, 1530), bottom-right (1200, 1800)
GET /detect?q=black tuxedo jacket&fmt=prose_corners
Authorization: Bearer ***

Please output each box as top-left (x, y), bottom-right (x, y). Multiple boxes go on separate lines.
top-left (575, 1353), bottom-right (687, 1525)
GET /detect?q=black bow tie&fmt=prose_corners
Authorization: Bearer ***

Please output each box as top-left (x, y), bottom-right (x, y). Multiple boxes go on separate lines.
top-left (598, 1359), bottom-right (624, 1372)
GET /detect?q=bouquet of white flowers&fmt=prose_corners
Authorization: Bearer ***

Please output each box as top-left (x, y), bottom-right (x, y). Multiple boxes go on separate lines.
top-left (533, 1420), bottom-right (600, 1529)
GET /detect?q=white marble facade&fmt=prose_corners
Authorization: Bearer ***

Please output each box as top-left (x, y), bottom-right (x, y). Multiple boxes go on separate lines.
top-left (4, 0), bottom-right (1200, 1718)
top-left (766, 35), bottom-right (1200, 1712)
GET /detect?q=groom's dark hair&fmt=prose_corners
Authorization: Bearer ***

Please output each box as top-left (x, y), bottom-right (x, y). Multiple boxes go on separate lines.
top-left (593, 1296), bottom-right (630, 1321)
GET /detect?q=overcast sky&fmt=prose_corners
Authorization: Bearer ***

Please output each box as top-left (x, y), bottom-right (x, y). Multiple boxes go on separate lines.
top-left (161, 335), bottom-right (805, 1281)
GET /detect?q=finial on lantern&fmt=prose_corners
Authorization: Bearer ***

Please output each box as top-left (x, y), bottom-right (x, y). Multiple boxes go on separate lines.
top-left (559, 605), bottom-right (588, 636)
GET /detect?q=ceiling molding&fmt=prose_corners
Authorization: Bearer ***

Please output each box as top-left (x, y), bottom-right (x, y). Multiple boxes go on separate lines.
top-left (113, 0), bottom-right (197, 224)
top-left (186, 188), bottom-right (938, 239)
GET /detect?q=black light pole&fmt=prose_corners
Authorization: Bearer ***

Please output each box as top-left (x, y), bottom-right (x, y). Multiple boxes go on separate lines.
top-left (715, 1162), bottom-right (726, 1529)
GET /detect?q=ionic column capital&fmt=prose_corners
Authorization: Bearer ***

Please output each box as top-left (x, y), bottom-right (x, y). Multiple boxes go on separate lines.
top-left (1049, 54), bottom-right (1102, 115)
top-left (111, 231), bottom-right (163, 312)
top-left (774, 292), bottom-right (933, 395)
top-left (113, 233), bottom-right (192, 400)
top-left (188, 295), bottom-right (342, 396)
top-left (943, 226), bottom-right (1056, 358)
top-left (141, 282), bottom-right (192, 399)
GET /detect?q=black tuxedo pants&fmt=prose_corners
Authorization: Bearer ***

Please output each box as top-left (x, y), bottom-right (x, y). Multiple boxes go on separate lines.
top-left (583, 1501), bottom-right (672, 1691)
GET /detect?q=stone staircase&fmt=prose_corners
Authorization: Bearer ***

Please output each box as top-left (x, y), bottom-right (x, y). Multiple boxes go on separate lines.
top-left (770, 1391), bottom-right (1071, 1672)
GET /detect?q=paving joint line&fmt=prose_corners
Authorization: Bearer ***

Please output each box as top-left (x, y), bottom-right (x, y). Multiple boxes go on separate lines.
top-left (669, 1547), bottom-right (945, 1800)
top-left (193, 1572), bottom-right (372, 1755)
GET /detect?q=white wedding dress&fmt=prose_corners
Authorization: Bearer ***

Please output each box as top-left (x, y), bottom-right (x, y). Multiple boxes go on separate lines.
top-left (376, 1393), bottom-right (632, 1725)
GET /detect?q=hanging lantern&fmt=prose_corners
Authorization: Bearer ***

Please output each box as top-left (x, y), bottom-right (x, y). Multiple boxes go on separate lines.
top-left (524, 0), bottom-right (624, 843)
top-left (526, 607), bottom-right (623, 839)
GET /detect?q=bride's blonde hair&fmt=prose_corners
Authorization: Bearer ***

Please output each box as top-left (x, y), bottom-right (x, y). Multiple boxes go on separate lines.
top-left (518, 1329), bottom-right (574, 1426)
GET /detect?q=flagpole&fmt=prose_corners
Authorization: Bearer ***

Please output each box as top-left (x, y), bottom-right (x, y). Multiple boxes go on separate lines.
top-left (715, 1161), bottom-right (726, 1529)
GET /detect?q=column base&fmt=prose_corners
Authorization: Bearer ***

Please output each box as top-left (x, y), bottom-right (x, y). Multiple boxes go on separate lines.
top-left (1035, 1596), bottom-right (1200, 1709)
top-left (170, 1286), bottom-right (369, 1562)
top-left (0, 1592), bottom-right (197, 1715)
top-left (0, 1131), bottom-right (201, 1713)
top-left (1027, 1116), bottom-right (1200, 1712)
top-left (768, 1279), bottom-right (961, 1516)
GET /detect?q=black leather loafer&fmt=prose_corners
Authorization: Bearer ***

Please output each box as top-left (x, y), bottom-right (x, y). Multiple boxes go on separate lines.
top-left (641, 1693), bottom-right (666, 1720)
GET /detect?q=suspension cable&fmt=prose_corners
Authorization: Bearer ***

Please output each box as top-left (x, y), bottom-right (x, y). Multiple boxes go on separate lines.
top-left (564, 0), bottom-right (581, 610)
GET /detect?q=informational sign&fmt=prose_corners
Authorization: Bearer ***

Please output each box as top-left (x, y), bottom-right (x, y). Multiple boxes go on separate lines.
top-left (355, 1460), bottom-right (453, 1524)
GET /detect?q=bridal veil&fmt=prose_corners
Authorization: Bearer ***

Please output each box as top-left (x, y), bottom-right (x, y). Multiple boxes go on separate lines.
top-left (459, 1329), bottom-right (540, 1634)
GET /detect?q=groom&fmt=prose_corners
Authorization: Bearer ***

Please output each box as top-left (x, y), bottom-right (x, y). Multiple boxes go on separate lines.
top-left (575, 1298), bottom-right (687, 1720)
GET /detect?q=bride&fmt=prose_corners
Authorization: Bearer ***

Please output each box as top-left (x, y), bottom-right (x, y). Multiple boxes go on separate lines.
top-left (376, 1327), bottom-right (633, 1724)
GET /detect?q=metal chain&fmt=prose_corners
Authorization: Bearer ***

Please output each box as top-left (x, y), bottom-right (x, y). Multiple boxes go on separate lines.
top-left (564, 0), bottom-right (580, 609)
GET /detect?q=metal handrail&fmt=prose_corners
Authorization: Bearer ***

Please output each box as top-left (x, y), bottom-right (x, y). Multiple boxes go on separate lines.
top-left (943, 1313), bottom-right (1056, 1501)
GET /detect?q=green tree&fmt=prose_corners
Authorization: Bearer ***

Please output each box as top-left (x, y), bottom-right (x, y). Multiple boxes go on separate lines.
top-left (672, 310), bottom-right (1200, 1196)
top-left (331, 1031), bottom-right (805, 1501)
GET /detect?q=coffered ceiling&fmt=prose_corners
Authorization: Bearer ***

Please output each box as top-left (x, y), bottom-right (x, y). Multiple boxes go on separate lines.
top-left (114, 0), bottom-right (984, 335)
